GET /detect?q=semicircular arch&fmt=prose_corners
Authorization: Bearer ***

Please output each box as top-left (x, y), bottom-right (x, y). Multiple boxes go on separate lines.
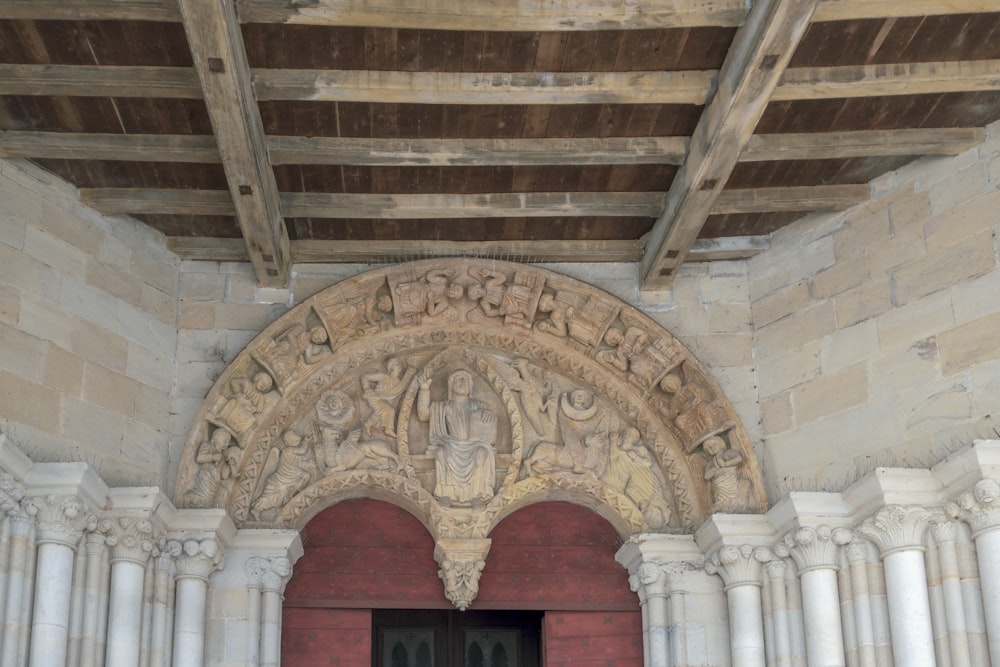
top-left (175, 259), bottom-right (765, 540)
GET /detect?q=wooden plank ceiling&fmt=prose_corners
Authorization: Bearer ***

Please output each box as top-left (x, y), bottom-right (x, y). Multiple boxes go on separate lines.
top-left (0, 1), bottom-right (998, 289)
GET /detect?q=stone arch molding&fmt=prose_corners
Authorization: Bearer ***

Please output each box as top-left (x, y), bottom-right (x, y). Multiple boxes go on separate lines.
top-left (176, 259), bottom-right (764, 605)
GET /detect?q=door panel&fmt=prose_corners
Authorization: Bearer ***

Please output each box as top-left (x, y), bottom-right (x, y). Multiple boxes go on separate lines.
top-left (373, 610), bottom-right (541, 667)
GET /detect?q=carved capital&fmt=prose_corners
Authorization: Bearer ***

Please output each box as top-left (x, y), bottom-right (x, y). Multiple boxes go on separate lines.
top-left (781, 525), bottom-right (852, 573)
top-left (0, 472), bottom-right (25, 517)
top-left (947, 478), bottom-right (1000, 537)
top-left (765, 557), bottom-right (787, 579)
top-left (245, 556), bottom-right (292, 592)
top-left (704, 544), bottom-right (773, 589)
top-left (169, 538), bottom-right (224, 581)
top-left (434, 538), bottom-right (491, 611)
top-left (102, 516), bottom-right (161, 565)
top-left (858, 505), bottom-right (932, 556)
top-left (930, 520), bottom-right (960, 545)
top-left (22, 494), bottom-right (91, 547)
top-left (84, 529), bottom-right (107, 557)
top-left (844, 540), bottom-right (870, 564)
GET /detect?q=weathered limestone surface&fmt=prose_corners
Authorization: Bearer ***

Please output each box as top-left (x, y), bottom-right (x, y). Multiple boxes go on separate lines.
top-left (0, 159), bottom-right (179, 487)
top-left (752, 120), bottom-right (1000, 499)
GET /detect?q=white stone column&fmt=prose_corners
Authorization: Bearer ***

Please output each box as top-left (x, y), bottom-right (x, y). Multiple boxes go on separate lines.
top-left (843, 541), bottom-right (877, 667)
top-left (23, 494), bottom-right (90, 667)
top-left (104, 517), bottom-right (159, 667)
top-left (948, 477), bottom-right (1000, 666)
top-left (260, 557), bottom-right (292, 667)
top-left (929, 521), bottom-right (971, 667)
top-left (764, 558), bottom-right (793, 667)
top-left (149, 550), bottom-right (175, 667)
top-left (859, 505), bottom-right (936, 667)
top-left (779, 526), bottom-right (851, 667)
top-left (628, 562), bottom-right (669, 667)
top-left (244, 557), bottom-right (267, 667)
top-left (170, 538), bottom-right (223, 667)
top-left (79, 531), bottom-right (108, 667)
top-left (1, 513), bottom-right (33, 667)
top-left (705, 545), bottom-right (772, 667)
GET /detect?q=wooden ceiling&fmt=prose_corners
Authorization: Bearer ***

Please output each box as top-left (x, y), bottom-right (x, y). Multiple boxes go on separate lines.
top-left (1, 1), bottom-right (998, 289)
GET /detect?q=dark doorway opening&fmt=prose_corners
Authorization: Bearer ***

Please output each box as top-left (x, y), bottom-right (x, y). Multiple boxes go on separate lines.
top-left (373, 610), bottom-right (542, 667)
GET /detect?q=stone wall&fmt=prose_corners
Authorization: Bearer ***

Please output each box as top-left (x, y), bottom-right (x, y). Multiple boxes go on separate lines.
top-left (0, 159), bottom-right (179, 486)
top-left (751, 121), bottom-right (1000, 499)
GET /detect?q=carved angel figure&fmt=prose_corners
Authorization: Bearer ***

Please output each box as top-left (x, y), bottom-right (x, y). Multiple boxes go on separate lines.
top-left (360, 357), bottom-right (415, 438)
top-left (703, 436), bottom-right (751, 513)
top-left (417, 369), bottom-right (497, 505)
top-left (250, 430), bottom-right (317, 520)
top-left (491, 357), bottom-right (557, 440)
top-left (603, 428), bottom-right (671, 529)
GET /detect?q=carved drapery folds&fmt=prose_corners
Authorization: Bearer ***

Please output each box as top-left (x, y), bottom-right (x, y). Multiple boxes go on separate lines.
top-left (176, 259), bottom-right (765, 553)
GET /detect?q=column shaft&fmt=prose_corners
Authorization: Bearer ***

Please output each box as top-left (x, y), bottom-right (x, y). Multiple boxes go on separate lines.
top-left (973, 528), bottom-right (1000, 665)
top-left (29, 541), bottom-right (77, 667)
top-left (882, 549), bottom-right (936, 667)
top-left (172, 577), bottom-right (209, 667)
top-left (149, 560), bottom-right (173, 667)
top-left (1, 519), bottom-right (32, 667)
top-left (107, 559), bottom-right (148, 667)
top-left (800, 568), bottom-right (846, 667)
top-left (260, 588), bottom-right (282, 667)
top-left (767, 564), bottom-right (792, 667)
top-left (728, 584), bottom-right (766, 667)
top-left (846, 556), bottom-right (876, 667)
top-left (79, 535), bottom-right (106, 667)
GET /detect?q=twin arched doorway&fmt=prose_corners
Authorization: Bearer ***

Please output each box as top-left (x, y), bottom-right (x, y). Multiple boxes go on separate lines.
top-left (282, 499), bottom-right (640, 666)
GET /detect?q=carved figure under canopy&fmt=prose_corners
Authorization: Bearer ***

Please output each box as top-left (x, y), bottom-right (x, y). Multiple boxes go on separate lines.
top-left (393, 269), bottom-right (464, 325)
top-left (251, 430), bottom-right (317, 520)
top-left (253, 324), bottom-right (308, 390)
top-left (417, 369), bottom-right (497, 505)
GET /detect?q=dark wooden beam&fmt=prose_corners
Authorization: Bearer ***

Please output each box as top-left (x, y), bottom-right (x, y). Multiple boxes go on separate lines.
top-left (177, 0), bottom-right (291, 287)
top-left (640, 0), bottom-right (822, 289)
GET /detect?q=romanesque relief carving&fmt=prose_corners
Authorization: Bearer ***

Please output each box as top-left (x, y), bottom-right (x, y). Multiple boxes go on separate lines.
top-left (702, 436), bottom-right (752, 514)
top-left (389, 267), bottom-right (465, 326)
top-left (466, 267), bottom-right (544, 328)
top-left (178, 259), bottom-right (767, 602)
top-left (417, 369), bottom-right (498, 506)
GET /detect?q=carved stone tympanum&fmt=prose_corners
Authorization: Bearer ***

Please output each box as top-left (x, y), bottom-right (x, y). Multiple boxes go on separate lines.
top-left (175, 259), bottom-right (765, 608)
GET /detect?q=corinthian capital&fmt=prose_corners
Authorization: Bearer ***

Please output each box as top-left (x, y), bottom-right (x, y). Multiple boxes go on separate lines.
top-left (858, 505), bottom-right (932, 556)
top-left (22, 493), bottom-right (91, 547)
top-left (169, 538), bottom-right (224, 581)
top-left (947, 478), bottom-right (1000, 537)
top-left (102, 516), bottom-right (161, 565)
top-left (779, 525), bottom-right (852, 573)
top-left (704, 544), bottom-right (773, 589)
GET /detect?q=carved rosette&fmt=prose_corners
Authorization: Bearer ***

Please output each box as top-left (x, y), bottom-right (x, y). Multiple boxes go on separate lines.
top-left (947, 478), bottom-right (1000, 537)
top-left (21, 494), bottom-right (91, 547)
top-left (102, 516), bottom-right (161, 565)
top-left (777, 525), bottom-right (852, 573)
top-left (704, 545), bottom-right (773, 589)
top-left (858, 505), bottom-right (934, 556)
top-left (168, 538), bottom-right (224, 581)
top-left (434, 539), bottom-right (491, 611)
top-left (175, 259), bottom-right (765, 548)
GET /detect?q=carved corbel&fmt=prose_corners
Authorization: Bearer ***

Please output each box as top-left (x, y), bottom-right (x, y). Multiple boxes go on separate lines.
top-left (433, 538), bottom-right (491, 611)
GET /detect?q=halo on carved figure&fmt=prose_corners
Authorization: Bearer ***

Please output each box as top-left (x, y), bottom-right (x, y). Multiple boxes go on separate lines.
top-left (175, 259), bottom-right (766, 539)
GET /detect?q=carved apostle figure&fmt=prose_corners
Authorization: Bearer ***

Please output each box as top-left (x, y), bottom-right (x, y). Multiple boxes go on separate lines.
top-left (703, 436), bottom-right (750, 513)
top-left (215, 372), bottom-right (274, 436)
top-left (184, 427), bottom-right (232, 507)
top-left (250, 429), bottom-right (317, 520)
top-left (417, 369), bottom-right (497, 505)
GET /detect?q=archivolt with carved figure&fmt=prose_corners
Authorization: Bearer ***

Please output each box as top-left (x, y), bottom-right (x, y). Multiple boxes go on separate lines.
top-left (175, 259), bottom-right (765, 541)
